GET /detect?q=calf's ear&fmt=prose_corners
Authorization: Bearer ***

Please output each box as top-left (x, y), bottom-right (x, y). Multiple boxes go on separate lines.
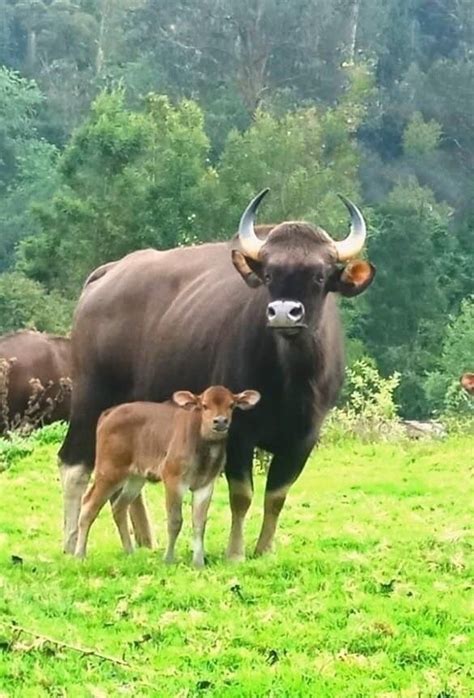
top-left (235, 390), bottom-right (261, 410)
top-left (327, 260), bottom-right (376, 297)
top-left (172, 391), bottom-right (199, 410)
top-left (231, 250), bottom-right (264, 288)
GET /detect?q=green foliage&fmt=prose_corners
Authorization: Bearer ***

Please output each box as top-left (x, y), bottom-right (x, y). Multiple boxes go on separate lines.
top-left (0, 433), bottom-right (33, 471)
top-left (0, 421), bottom-right (67, 471)
top-left (359, 179), bottom-right (463, 417)
top-left (0, 271), bottom-right (72, 334)
top-left (18, 90), bottom-right (219, 295)
top-left (0, 68), bottom-right (60, 268)
top-left (218, 100), bottom-right (363, 235)
top-left (424, 298), bottom-right (474, 414)
top-left (403, 112), bottom-right (442, 156)
top-left (326, 359), bottom-right (402, 443)
top-left (0, 434), bottom-right (472, 695)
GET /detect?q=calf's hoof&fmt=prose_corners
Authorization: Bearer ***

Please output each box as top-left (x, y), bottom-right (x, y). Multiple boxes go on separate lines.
top-left (226, 551), bottom-right (245, 563)
top-left (253, 542), bottom-right (274, 557)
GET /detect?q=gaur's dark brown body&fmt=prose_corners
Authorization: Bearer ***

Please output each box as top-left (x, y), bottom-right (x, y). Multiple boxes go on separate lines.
top-left (59, 191), bottom-right (375, 558)
top-left (0, 331), bottom-right (71, 431)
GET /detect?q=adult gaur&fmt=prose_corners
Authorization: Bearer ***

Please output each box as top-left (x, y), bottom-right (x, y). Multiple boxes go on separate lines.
top-left (0, 330), bottom-right (71, 432)
top-left (59, 190), bottom-right (375, 557)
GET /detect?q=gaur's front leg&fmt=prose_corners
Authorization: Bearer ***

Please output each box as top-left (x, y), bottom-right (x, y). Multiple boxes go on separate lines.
top-left (254, 438), bottom-right (315, 556)
top-left (225, 438), bottom-right (255, 562)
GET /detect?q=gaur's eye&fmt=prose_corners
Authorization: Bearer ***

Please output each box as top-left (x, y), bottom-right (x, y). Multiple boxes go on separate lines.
top-left (202, 404), bottom-right (209, 411)
top-left (264, 273), bottom-right (272, 285)
top-left (313, 272), bottom-right (324, 286)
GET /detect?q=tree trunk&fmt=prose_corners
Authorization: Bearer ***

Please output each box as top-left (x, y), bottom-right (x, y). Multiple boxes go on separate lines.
top-left (347, 0), bottom-right (359, 64)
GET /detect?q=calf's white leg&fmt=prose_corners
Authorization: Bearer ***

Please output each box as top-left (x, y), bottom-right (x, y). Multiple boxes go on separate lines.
top-left (163, 479), bottom-right (184, 564)
top-left (191, 481), bottom-right (215, 568)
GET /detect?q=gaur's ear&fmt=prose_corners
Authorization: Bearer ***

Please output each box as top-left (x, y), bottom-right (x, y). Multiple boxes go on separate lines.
top-left (327, 260), bottom-right (376, 298)
top-left (172, 391), bottom-right (200, 410)
top-left (231, 250), bottom-right (264, 288)
top-left (234, 390), bottom-right (261, 410)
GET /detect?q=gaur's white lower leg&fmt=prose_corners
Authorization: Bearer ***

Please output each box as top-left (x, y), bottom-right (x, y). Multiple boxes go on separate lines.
top-left (60, 462), bottom-right (91, 555)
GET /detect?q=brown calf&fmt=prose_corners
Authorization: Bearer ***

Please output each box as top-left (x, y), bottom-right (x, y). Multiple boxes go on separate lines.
top-left (74, 386), bottom-right (260, 566)
top-left (460, 373), bottom-right (474, 396)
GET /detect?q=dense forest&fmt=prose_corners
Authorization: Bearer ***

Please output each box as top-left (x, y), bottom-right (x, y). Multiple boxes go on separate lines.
top-left (0, 0), bottom-right (472, 417)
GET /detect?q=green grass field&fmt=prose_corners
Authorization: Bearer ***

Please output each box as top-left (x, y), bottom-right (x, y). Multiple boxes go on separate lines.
top-left (0, 430), bottom-right (472, 697)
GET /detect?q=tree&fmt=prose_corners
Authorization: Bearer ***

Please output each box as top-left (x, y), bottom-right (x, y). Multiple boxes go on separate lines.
top-left (0, 67), bottom-right (59, 269)
top-left (217, 67), bottom-right (373, 235)
top-left (0, 271), bottom-right (72, 334)
top-left (360, 179), bottom-right (460, 416)
top-left (17, 90), bottom-right (219, 295)
top-left (424, 297), bottom-right (474, 413)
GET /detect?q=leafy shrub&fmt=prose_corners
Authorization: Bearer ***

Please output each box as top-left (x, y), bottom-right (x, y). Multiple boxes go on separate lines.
top-left (32, 420), bottom-right (68, 445)
top-left (0, 421), bottom-right (66, 472)
top-left (0, 434), bottom-right (34, 471)
top-left (424, 297), bottom-right (474, 415)
top-left (403, 112), bottom-right (442, 156)
top-left (0, 271), bottom-right (72, 335)
top-left (324, 359), bottom-right (403, 443)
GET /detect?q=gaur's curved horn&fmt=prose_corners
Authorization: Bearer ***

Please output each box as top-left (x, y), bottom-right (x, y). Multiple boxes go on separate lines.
top-left (334, 195), bottom-right (367, 261)
top-left (238, 188), bottom-right (270, 260)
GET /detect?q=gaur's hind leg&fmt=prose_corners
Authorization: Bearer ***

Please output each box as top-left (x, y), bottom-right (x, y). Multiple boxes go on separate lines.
top-left (254, 439), bottom-right (315, 557)
top-left (225, 438), bottom-right (254, 562)
top-left (59, 393), bottom-right (105, 554)
top-left (60, 462), bottom-right (92, 555)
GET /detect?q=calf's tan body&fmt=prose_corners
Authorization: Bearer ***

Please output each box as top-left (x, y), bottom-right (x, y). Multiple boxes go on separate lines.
top-left (74, 386), bottom-right (260, 566)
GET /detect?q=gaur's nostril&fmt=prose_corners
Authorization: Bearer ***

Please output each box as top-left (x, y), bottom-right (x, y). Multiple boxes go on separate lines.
top-left (267, 305), bottom-right (277, 319)
top-left (289, 303), bottom-right (304, 320)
